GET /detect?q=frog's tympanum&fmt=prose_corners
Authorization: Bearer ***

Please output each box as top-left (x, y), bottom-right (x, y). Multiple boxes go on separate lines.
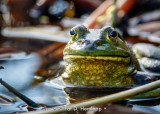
top-left (61, 25), bottom-right (140, 86)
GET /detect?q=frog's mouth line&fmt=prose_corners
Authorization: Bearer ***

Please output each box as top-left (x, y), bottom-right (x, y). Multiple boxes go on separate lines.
top-left (64, 55), bottom-right (130, 63)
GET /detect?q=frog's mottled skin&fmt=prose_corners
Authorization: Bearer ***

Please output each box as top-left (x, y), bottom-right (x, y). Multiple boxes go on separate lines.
top-left (62, 25), bottom-right (138, 86)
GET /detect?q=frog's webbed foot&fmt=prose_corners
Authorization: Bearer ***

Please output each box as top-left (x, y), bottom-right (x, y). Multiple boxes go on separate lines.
top-left (133, 71), bottom-right (158, 85)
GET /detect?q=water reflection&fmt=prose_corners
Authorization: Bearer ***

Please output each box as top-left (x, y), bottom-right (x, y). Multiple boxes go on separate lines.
top-left (0, 53), bottom-right (68, 113)
top-left (0, 80), bottom-right (68, 113)
top-left (0, 100), bottom-right (28, 114)
top-left (22, 82), bottom-right (68, 106)
top-left (0, 53), bottom-right (40, 93)
top-left (133, 105), bottom-right (160, 113)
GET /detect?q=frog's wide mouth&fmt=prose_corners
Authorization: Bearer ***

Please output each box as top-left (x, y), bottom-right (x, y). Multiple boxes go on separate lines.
top-left (64, 55), bottom-right (130, 63)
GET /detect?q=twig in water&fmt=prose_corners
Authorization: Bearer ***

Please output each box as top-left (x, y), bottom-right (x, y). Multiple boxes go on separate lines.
top-left (0, 78), bottom-right (43, 110)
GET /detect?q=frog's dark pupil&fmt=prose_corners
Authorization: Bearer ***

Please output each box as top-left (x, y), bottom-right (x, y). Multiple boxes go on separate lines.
top-left (110, 31), bottom-right (117, 37)
top-left (70, 30), bottom-right (76, 35)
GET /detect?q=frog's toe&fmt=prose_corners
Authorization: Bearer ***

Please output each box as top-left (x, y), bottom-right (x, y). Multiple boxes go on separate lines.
top-left (133, 71), bottom-right (158, 85)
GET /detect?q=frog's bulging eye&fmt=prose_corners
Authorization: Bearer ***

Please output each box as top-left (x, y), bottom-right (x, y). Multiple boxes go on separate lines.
top-left (106, 30), bottom-right (118, 44)
top-left (70, 29), bottom-right (76, 36)
top-left (70, 29), bottom-right (78, 41)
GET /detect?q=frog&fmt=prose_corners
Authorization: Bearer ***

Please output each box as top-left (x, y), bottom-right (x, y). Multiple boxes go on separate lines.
top-left (61, 24), bottom-right (156, 87)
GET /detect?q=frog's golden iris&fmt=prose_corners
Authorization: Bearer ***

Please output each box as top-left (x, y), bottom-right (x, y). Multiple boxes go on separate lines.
top-left (62, 25), bottom-right (138, 86)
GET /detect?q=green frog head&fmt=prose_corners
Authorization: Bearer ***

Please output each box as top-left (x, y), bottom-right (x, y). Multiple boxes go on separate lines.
top-left (62, 25), bottom-right (136, 86)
